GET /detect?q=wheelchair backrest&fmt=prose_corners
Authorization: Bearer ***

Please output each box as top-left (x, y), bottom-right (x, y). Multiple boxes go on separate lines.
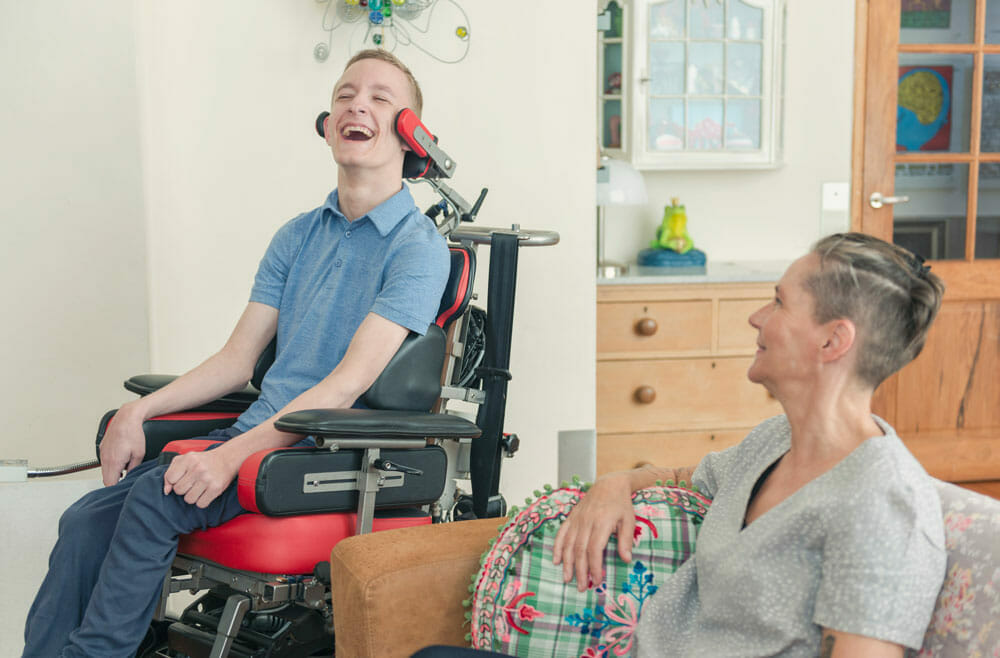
top-left (250, 245), bottom-right (475, 409)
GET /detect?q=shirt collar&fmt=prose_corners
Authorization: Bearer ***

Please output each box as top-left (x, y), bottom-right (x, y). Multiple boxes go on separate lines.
top-left (325, 184), bottom-right (415, 236)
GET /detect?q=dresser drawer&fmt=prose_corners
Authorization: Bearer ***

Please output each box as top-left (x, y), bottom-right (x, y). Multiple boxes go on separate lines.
top-left (596, 357), bottom-right (782, 434)
top-left (718, 298), bottom-right (768, 351)
top-left (597, 300), bottom-right (712, 355)
top-left (597, 429), bottom-right (748, 476)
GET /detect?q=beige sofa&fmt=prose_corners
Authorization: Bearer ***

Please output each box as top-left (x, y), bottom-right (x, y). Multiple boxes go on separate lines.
top-left (330, 482), bottom-right (1000, 658)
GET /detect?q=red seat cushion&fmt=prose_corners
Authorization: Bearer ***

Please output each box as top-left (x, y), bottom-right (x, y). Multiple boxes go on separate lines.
top-left (178, 511), bottom-right (431, 574)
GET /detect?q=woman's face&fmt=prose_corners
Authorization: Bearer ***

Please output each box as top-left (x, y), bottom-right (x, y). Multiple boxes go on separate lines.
top-left (747, 253), bottom-right (829, 392)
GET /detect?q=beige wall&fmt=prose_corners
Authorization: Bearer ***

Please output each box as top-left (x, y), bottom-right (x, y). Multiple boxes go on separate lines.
top-left (603, 0), bottom-right (856, 264)
top-left (1, 0), bottom-right (150, 468)
top-left (134, 1), bottom-right (597, 502)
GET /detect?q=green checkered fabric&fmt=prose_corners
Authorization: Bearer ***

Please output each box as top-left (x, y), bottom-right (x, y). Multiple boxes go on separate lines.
top-left (469, 486), bottom-right (711, 657)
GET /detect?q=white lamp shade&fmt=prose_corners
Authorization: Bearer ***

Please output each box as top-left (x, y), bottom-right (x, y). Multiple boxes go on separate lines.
top-left (596, 157), bottom-right (648, 206)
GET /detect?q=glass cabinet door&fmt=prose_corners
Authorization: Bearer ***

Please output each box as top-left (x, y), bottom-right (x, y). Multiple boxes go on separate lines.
top-left (604, 0), bottom-right (785, 170)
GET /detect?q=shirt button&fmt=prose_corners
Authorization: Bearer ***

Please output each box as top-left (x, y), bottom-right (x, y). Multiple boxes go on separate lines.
top-left (345, 231), bottom-right (351, 238)
top-left (335, 259), bottom-right (342, 267)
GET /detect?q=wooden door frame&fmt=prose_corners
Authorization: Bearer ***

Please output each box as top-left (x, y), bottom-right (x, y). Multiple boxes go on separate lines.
top-left (850, 0), bottom-right (1000, 301)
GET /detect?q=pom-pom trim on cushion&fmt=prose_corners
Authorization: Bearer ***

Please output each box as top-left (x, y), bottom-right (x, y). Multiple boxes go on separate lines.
top-left (468, 484), bottom-right (710, 657)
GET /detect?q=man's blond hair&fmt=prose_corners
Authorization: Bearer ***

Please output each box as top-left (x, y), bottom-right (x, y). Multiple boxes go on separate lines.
top-left (340, 49), bottom-right (423, 117)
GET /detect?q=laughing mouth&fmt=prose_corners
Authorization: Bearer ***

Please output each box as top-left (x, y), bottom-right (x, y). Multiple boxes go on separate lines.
top-left (341, 125), bottom-right (374, 141)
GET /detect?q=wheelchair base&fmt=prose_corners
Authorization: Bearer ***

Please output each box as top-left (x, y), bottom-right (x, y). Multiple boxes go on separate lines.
top-left (151, 555), bottom-right (334, 658)
top-left (165, 589), bottom-right (332, 657)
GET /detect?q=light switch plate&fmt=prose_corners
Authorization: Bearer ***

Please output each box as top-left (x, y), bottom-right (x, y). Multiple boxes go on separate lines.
top-left (822, 182), bottom-right (849, 212)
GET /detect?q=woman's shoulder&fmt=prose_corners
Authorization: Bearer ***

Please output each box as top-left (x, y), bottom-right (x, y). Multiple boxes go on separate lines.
top-left (829, 429), bottom-right (944, 543)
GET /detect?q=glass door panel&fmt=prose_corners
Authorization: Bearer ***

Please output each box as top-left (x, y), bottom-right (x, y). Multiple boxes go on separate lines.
top-left (977, 163), bottom-right (1000, 257)
top-left (603, 99), bottom-right (623, 149)
top-left (899, 0), bottom-right (976, 44)
top-left (648, 98), bottom-right (684, 150)
top-left (987, 0), bottom-right (1000, 44)
top-left (897, 53), bottom-right (975, 153)
top-left (893, 163), bottom-right (969, 260)
top-left (982, 55), bottom-right (1000, 153)
top-left (727, 0), bottom-right (763, 39)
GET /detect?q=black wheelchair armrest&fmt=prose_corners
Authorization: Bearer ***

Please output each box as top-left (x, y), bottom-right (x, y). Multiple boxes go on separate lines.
top-left (124, 374), bottom-right (260, 412)
top-left (95, 409), bottom-right (241, 464)
top-left (274, 408), bottom-right (481, 441)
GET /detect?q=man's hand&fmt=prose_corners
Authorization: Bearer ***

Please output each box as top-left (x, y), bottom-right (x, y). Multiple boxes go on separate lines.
top-left (552, 472), bottom-right (636, 591)
top-left (162, 448), bottom-right (240, 508)
top-left (99, 406), bottom-right (148, 486)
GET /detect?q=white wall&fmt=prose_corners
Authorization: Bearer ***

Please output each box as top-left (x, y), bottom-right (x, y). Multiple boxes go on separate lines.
top-left (134, 2), bottom-right (597, 502)
top-left (0, 0), bottom-right (149, 468)
top-left (603, 1), bottom-right (856, 265)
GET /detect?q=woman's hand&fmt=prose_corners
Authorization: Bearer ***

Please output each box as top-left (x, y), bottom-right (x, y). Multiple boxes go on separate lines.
top-left (552, 472), bottom-right (636, 591)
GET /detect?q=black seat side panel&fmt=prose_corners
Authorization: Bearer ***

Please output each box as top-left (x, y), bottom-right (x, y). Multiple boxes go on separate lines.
top-left (254, 445), bottom-right (448, 515)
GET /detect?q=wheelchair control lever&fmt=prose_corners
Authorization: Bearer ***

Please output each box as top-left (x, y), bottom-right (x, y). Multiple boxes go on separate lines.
top-left (372, 458), bottom-right (423, 477)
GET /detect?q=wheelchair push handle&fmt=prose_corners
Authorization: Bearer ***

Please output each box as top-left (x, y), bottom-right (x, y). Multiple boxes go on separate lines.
top-left (450, 224), bottom-right (560, 247)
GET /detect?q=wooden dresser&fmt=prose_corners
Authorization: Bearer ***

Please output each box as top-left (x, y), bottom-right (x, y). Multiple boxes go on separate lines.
top-left (597, 272), bottom-right (1000, 499)
top-left (596, 273), bottom-right (783, 476)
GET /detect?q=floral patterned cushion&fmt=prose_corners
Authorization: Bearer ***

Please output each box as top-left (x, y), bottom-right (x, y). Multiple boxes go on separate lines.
top-left (915, 481), bottom-right (1000, 657)
top-left (468, 484), bottom-right (710, 657)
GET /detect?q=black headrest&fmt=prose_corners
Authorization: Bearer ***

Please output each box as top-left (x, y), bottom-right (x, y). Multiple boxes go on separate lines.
top-left (436, 246), bottom-right (475, 330)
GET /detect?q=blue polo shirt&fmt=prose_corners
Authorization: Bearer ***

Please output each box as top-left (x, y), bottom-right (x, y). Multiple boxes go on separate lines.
top-left (233, 184), bottom-right (449, 432)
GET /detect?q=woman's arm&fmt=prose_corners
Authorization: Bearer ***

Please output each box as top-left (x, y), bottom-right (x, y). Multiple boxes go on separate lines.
top-left (821, 629), bottom-right (904, 658)
top-left (551, 464), bottom-right (695, 591)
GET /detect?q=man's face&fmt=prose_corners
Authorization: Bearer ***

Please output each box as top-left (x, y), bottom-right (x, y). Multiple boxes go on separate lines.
top-left (327, 57), bottom-right (415, 174)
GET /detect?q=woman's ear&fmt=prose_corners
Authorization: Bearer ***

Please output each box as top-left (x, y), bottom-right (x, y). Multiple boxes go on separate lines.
top-left (820, 318), bottom-right (857, 363)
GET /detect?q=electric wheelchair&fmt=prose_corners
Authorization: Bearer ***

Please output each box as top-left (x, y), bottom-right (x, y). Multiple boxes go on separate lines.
top-left (33, 111), bottom-right (558, 657)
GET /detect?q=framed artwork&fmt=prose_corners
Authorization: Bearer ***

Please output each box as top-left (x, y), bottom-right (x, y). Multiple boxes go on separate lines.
top-left (901, 0), bottom-right (951, 29)
top-left (897, 65), bottom-right (953, 152)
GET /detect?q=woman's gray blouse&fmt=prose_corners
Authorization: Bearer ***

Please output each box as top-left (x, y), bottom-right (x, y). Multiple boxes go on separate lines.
top-left (635, 415), bottom-right (945, 657)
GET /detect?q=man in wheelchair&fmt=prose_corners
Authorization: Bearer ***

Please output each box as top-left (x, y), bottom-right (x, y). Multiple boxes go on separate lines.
top-left (23, 49), bottom-right (450, 658)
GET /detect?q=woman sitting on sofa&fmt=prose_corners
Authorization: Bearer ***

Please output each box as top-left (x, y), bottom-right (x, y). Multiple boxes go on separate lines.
top-left (552, 232), bottom-right (947, 657)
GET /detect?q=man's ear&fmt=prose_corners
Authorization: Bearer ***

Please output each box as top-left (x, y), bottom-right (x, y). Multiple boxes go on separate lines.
top-left (820, 318), bottom-right (857, 363)
top-left (323, 115), bottom-right (335, 148)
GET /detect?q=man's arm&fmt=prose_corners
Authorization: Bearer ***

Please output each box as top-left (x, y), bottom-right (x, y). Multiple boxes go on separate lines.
top-left (552, 464), bottom-right (696, 591)
top-left (161, 312), bottom-right (410, 508)
top-left (99, 302), bottom-right (278, 486)
top-left (820, 630), bottom-right (904, 658)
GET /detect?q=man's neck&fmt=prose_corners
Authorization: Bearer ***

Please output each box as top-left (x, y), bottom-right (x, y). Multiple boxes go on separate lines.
top-left (336, 167), bottom-right (404, 222)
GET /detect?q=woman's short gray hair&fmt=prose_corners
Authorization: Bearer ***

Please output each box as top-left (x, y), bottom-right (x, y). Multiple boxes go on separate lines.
top-left (807, 233), bottom-right (945, 388)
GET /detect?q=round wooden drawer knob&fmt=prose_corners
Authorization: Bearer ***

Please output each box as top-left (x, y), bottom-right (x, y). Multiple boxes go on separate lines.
top-left (635, 317), bottom-right (658, 336)
top-left (634, 386), bottom-right (656, 404)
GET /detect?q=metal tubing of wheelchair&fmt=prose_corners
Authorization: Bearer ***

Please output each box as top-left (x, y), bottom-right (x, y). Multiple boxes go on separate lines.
top-left (316, 437), bottom-right (429, 450)
top-left (209, 594), bottom-right (251, 658)
top-left (356, 448), bottom-right (381, 535)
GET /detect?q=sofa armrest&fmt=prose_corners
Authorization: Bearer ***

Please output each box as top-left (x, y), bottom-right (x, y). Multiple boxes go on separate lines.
top-left (330, 518), bottom-right (501, 658)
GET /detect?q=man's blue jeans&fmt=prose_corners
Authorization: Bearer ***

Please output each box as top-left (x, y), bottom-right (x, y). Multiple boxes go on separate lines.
top-left (22, 427), bottom-right (245, 658)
